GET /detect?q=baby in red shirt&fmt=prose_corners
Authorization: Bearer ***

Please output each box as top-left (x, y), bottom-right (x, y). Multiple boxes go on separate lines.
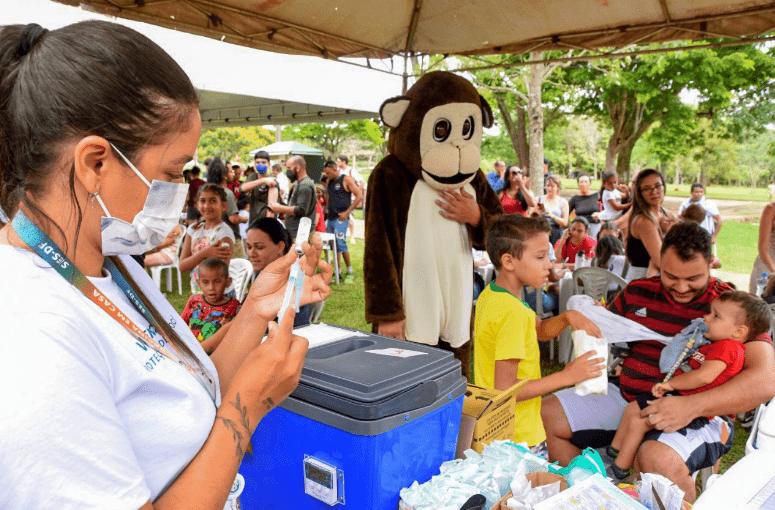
top-left (608, 290), bottom-right (771, 479)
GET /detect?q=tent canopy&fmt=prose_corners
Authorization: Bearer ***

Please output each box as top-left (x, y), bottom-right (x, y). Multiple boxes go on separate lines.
top-left (54, 0), bottom-right (775, 66)
top-left (250, 141), bottom-right (324, 158)
top-left (198, 90), bottom-right (376, 128)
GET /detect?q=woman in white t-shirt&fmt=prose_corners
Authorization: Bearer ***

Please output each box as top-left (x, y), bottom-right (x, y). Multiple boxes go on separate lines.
top-left (0, 21), bottom-right (331, 510)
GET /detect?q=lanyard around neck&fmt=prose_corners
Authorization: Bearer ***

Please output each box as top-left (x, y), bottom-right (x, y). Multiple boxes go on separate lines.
top-left (11, 211), bottom-right (216, 405)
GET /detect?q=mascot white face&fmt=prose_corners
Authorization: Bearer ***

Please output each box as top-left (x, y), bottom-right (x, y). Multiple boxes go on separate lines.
top-left (419, 103), bottom-right (483, 190)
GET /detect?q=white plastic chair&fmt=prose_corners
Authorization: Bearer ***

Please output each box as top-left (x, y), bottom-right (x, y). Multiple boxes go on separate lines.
top-left (318, 232), bottom-right (340, 284)
top-left (229, 258), bottom-right (254, 303)
top-left (572, 266), bottom-right (627, 302)
top-left (521, 286), bottom-right (558, 360)
top-left (149, 232), bottom-right (185, 294)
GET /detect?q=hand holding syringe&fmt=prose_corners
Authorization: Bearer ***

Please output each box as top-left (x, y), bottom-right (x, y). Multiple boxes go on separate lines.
top-left (278, 217), bottom-right (311, 322)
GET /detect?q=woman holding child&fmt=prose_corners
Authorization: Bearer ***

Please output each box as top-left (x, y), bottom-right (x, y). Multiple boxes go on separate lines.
top-left (0, 21), bottom-right (331, 509)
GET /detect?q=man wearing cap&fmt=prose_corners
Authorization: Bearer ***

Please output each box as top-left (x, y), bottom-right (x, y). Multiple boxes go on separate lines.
top-left (678, 183), bottom-right (722, 244)
top-left (239, 150), bottom-right (278, 226)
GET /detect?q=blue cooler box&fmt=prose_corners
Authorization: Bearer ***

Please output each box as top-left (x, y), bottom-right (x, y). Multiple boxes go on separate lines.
top-left (239, 324), bottom-right (467, 509)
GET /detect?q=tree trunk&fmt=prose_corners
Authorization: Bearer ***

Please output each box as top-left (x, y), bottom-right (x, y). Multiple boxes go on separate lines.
top-left (516, 106), bottom-right (529, 169)
top-left (494, 94), bottom-right (520, 162)
top-left (528, 52), bottom-right (545, 198)
top-left (615, 138), bottom-right (637, 178)
top-left (605, 137), bottom-right (619, 174)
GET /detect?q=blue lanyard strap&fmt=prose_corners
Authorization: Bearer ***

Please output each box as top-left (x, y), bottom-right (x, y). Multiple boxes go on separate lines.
top-left (11, 211), bottom-right (216, 405)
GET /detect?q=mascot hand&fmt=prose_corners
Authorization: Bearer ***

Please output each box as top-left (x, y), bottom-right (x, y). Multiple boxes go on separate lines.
top-left (378, 320), bottom-right (406, 340)
top-left (436, 188), bottom-right (481, 226)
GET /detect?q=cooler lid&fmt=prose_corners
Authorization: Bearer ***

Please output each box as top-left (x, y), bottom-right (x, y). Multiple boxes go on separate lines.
top-left (290, 324), bottom-right (463, 420)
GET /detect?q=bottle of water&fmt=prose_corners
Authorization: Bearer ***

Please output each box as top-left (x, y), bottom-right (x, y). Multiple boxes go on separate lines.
top-left (756, 272), bottom-right (769, 296)
top-left (575, 250), bottom-right (586, 269)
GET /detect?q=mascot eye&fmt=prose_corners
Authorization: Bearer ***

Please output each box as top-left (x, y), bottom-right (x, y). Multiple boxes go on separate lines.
top-left (433, 119), bottom-right (451, 142)
top-left (462, 116), bottom-right (475, 140)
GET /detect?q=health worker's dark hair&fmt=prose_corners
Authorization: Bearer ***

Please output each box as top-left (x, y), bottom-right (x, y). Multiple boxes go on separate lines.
top-left (0, 21), bottom-right (207, 378)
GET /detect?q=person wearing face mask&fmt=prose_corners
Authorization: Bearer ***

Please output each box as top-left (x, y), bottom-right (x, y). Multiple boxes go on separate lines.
top-left (0, 21), bottom-right (332, 510)
top-left (239, 151), bottom-right (278, 226)
top-left (268, 156), bottom-right (317, 239)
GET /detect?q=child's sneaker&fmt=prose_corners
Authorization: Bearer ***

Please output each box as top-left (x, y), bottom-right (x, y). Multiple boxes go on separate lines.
top-left (611, 463), bottom-right (632, 481)
top-left (606, 445), bottom-right (619, 460)
top-left (344, 272), bottom-right (354, 284)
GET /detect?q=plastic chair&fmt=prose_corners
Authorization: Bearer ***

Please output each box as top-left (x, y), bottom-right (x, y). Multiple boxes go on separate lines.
top-left (318, 232), bottom-right (340, 284)
top-left (308, 300), bottom-right (326, 323)
top-left (149, 231), bottom-right (185, 294)
top-left (229, 258), bottom-right (254, 302)
top-left (572, 266), bottom-right (627, 302)
top-left (521, 286), bottom-right (557, 360)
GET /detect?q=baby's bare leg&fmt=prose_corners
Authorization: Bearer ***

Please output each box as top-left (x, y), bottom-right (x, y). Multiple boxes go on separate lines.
top-left (614, 400), bottom-right (653, 470)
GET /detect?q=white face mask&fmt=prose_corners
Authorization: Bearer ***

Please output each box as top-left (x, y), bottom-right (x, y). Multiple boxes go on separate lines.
top-left (96, 144), bottom-right (189, 256)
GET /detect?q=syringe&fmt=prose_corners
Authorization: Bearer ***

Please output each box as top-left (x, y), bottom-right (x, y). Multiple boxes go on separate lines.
top-left (278, 217), bottom-right (311, 322)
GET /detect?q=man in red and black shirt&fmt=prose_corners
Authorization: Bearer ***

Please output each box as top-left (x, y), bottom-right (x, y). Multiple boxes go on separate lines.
top-left (542, 222), bottom-right (775, 502)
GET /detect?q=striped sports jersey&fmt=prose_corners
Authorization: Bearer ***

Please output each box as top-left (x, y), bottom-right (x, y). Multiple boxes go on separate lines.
top-left (608, 277), bottom-right (732, 401)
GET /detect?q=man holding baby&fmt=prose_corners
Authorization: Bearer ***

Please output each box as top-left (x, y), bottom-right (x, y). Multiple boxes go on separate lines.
top-left (541, 222), bottom-right (775, 502)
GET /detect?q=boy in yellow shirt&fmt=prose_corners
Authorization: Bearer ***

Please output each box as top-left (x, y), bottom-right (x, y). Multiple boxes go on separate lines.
top-left (474, 214), bottom-right (606, 455)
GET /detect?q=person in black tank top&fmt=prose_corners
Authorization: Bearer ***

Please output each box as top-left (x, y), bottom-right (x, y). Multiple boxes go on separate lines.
top-left (626, 169), bottom-right (676, 277)
top-left (322, 160), bottom-right (363, 282)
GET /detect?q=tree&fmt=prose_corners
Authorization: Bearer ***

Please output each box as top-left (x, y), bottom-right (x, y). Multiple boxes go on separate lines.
top-left (198, 126), bottom-right (274, 164)
top-left (281, 119), bottom-right (386, 159)
top-left (466, 50), bottom-right (584, 196)
top-left (567, 43), bottom-right (775, 176)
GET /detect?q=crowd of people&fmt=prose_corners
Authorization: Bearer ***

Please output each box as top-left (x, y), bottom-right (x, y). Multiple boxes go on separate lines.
top-left (1, 18), bottom-right (773, 510)
top-left (478, 159), bottom-right (775, 502)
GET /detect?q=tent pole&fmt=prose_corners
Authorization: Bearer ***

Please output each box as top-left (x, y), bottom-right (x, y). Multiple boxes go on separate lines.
top-left (402, 53), bottom-right (409, 94)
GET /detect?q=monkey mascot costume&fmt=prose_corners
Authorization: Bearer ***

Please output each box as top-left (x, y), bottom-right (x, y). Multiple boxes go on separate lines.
top-left (364, 71), bottom-right (503, 378)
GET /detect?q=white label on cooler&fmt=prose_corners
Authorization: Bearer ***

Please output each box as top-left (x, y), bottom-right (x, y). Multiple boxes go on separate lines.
top-left (365, 348), bottom-right (427, 358)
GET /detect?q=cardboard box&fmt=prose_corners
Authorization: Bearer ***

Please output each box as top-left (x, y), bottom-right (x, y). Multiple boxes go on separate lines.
top-left (455, 380), bottom-right (527, 457)
top-left (490, 472), bottom-right (568, 510)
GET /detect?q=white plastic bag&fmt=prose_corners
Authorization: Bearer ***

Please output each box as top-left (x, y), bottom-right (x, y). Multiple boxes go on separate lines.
top-left (572, 330), bottom-right (608, 396)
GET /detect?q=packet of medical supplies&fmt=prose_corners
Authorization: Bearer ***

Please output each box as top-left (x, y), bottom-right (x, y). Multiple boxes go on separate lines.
top-left (572, 330), bottom-right (608, 396)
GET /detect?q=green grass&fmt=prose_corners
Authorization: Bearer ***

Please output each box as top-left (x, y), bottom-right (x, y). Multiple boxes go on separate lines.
top-left (156, 225), bottom-right (751, 479)
top-left (716, 220), bottom-right (760, 274)
top-left (560, 178), bottom-right (774, 202)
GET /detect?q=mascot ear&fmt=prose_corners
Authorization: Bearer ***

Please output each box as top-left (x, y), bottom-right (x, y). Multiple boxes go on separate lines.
top-left (480, 94), bottom-right (494, 129)
top-left (380, 96), bottom-right (411, 128)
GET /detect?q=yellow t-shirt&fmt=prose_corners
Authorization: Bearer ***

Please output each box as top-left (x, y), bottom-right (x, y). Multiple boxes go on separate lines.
top-left (474, 282), bottom-right (545, 447)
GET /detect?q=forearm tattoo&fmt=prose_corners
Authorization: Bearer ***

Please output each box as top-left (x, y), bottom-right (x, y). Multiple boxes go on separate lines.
top-left (216, 393), bottom-right (252, 459)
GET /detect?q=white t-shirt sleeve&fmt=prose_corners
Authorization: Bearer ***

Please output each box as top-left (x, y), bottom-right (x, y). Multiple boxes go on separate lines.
top-left (349, 168), bottom-right (365, 186)
top-left (705, 199), bottom-right (720, 216)
top-left (1, 313), bottom-right (150, 510)
top-left (216, 222), bottom-right (236, 242)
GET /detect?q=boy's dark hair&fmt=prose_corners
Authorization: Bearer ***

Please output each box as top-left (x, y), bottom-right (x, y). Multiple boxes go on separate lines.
top-left (324, 159), bottom-right (337, 168)
top-left (206, 157), bottom-right (227, 184)
top-left (272, 163), bottom-right (283, 173)
top-left (196, 182), bottom-right (227, 202)
top-left (717, 291), bottom-right (771, 340)
top-left (691, 182), bottom-right (704, 191)
top-left (190, 165), bottom-right (201, 177)
top-left (237, 193), bottom-right (249, 211)
top-left (254, 150), bottom-right (270, 162)
top-left (337, 155), bottom-right (348, 164)
top-left (661, 221), bottom-right (712, 262)
top-left (198, 257), bottom-right (229, 278)
top-left (486, 214), bottom-right (550, 270)
top-left (680, 204), bottom-right (706, 224)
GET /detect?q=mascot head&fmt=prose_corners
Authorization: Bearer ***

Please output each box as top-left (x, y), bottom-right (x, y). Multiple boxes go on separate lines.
top-left (380, 71), bottom-right (493, 190)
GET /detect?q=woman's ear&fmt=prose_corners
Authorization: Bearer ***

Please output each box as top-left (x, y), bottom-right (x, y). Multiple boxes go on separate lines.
top-left (72, 136), bottom-right (113, 195)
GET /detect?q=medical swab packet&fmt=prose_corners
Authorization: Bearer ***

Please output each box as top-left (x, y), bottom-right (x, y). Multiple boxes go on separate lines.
top-left (278, 217), bottom-right (311, 322)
